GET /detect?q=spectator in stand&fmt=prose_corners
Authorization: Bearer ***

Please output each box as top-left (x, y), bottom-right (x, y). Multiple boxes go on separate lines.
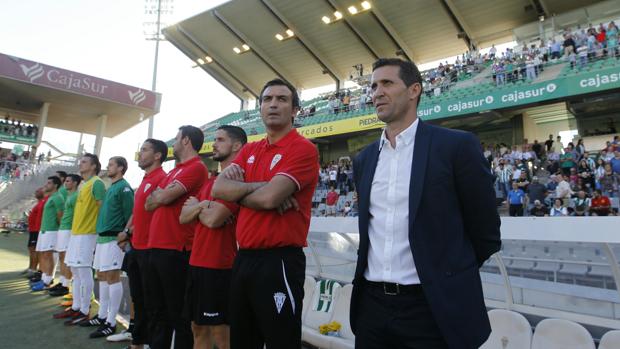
top-left (576, 139), bottom-right (586, 156)
top-left (583, 151), bottom-right (596, 169)
top-left (532, 140), bottom-right (542, 160)
top-left (610, 151), bottom-right (620, 175)
top-left (572, 190), bottom-right (591, 216)
top-left (495, 160), bottom-right (512, 200)
top-left (337, 167), bottom-right (348, 193)
top-left (577, 159), bottom-right (595, 191)
top-left (325, 187), bottom-right (338, 217)
top-left (599, 163), bottom-right (620, 197)
top-left (515, 171), bottom-right (530, 193)
top-left (563, 33), bottom-right (577, 56)
top-left (560, 147), bottom-right (577, 175)
top-left (606, 22), bottom-right (618, 57)
top-left (527, 176), bottom-right (546, 211)
top-left (602, 146), bottom-right (615, 162)
top-left (507, 182), bottom-right (525, 216)
top-left (328, 165), bottom-right (337, 188)
top-left (342, 201), bottom-right (352, 217)
top-left (555, 174), bottom-right (573, 206)
top-left (550, 39), bottom-right (562, 59)
top-left (544, 134), bottom-right (554, 153)
top-left (319, 168), bottom-right (329, 189)
top-left (594, 158), bottom-right (606, 182)
top-left (549, 198), bottom-right (568, 216)
top-left (530, 200), bottom-right (549, 217)
top-left (342, 91), bottom-right (351, 112)
top-left (590, 189), bottom-right (612, 216)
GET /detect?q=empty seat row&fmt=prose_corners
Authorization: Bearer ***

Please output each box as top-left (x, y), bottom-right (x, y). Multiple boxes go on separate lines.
top-left (481, 309), bottom-right (620, 349)
top-left (301, 279), bottom-right (620, 349)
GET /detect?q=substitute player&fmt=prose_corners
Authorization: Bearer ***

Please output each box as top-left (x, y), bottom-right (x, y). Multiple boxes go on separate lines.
top-left (80, 156), bottom-right (133, 338)
top-left (114, 138), bottom-right (168, 347)
top-left (49, 174), bottom-right (81, 297)
top-left (54, 154), bottom-right (105, 326)
top-left (145, 126), bottom-right (207, 349)
top-left (212, 79), bottom-right (319, 349)
top-left (32, 176), bottom-right (64, 291)
top-left (24, 188), bottom-right (45, 278)
top-left (180, 125), bottom-right (246, 349)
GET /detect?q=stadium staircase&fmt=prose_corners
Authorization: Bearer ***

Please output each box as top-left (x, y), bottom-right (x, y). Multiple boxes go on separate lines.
top-left (0, 163), bottom-right (77, 216)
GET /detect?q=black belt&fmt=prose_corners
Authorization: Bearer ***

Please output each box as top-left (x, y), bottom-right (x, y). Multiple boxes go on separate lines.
top-left (99, 230), bottom-right (122, 237)
top-left (364, 279), bottom-right (423, 296)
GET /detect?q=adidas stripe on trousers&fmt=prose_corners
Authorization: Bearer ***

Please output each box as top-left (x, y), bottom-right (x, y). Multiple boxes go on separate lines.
top-left (229, 247), bottom-right (305, 349)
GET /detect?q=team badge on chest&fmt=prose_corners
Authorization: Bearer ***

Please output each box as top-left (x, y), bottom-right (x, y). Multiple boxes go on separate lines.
top-left (270, 154), bottom-right (282, 170)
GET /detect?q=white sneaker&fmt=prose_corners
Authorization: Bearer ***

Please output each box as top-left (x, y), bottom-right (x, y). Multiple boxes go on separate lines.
top-left (106, 330), bottom-right (132, 342)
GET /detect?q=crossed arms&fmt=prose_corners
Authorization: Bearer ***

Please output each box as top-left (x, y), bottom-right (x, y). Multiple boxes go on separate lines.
top-left (211, 163), bottom-right (299, 214)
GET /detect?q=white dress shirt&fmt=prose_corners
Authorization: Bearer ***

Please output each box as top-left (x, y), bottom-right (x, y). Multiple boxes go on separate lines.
top-left (365, 118), bottom-right (420, 285)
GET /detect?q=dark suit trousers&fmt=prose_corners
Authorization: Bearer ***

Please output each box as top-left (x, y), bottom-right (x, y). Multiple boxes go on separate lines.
top-left (354, 282), bottom-right (449, 349)
top-left (125, 248), bottom-right (151, 345)
top-left (146, 248), bottom-right (193, 349)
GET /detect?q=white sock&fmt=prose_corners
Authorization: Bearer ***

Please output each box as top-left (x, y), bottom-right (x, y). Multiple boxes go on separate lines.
top-left (59, 275), bottom-right (66, 286)
top-left (107, 282), bottom-right (123, 327)
top-left (42, 273), bottom-right (52, 285)
top-left (62, 276), bottom-right (70, 288)
top-left (97, 281), bottom-right (109, 320)
top-left (52, 252), bottom-right (58, 278)
top-left (70, 268), bottom-right (81, 312)
top-left (78, 267), bottom-right (94, 315)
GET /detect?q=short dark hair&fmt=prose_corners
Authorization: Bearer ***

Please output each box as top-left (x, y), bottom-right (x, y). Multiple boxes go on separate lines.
top-left (259, 78), bottom-right (301, 109)
top-left (178, 125), bottom-right (204, 152)
top-left (67, 174), bottom-right (82, 186)
top-left (217, 125), bottom-right (248, 146)
top-left (372, 58), bottom-right (423, 106)
top-left (110, 156), bottom-right (128, 175)
top-left (83, 153), bottom-right (101, 174)
top-left (55, 171), bottom-right (67, 180)
top-left (48, 176), bottom-right (62, 190)
top-left (145, 138), bottom-right (168, 163)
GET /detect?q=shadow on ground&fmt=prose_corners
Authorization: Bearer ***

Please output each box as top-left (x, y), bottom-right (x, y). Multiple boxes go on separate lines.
top-left (0, 232), bottom-right (127, 348)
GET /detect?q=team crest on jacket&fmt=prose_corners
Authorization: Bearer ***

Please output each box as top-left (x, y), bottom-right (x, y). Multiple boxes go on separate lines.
top-left (247, 155), bottom-right (255, 164)
top-left (144, 183), bottom-right (151, 193)
top-left (270, 154), bottom-right (282, 170)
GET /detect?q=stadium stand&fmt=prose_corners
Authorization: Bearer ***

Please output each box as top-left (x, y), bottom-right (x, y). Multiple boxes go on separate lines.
top-left (0, 116), bottom-right (38, 143)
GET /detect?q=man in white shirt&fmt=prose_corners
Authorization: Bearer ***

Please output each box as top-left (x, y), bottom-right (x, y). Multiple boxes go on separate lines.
top-left (555, 174), bottom-right (574, 206)
top-left (351, 58), bottom-right (501, 349)
top-left (328, 166), bottom-right (338, 188)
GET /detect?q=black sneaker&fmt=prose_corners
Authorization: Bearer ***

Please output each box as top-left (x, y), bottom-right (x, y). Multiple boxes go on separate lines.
top-left (28, 272), bottom-right (42, 283)
top-left (79, 316), bottom-right (106, 327)
top-left (48, 283), bottom-right (63, 291)
top-left (48, 286), bottom-right (69, 297)
top-left (64, 312), bottom-right (88, 326)
top-left (89, 323), bottom-right (116, 338)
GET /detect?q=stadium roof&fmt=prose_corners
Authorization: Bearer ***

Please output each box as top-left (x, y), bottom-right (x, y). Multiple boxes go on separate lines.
top-left (0, 52), bottom-right (161, 137)
top-left (163, 0), bottom-right (605, 101)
